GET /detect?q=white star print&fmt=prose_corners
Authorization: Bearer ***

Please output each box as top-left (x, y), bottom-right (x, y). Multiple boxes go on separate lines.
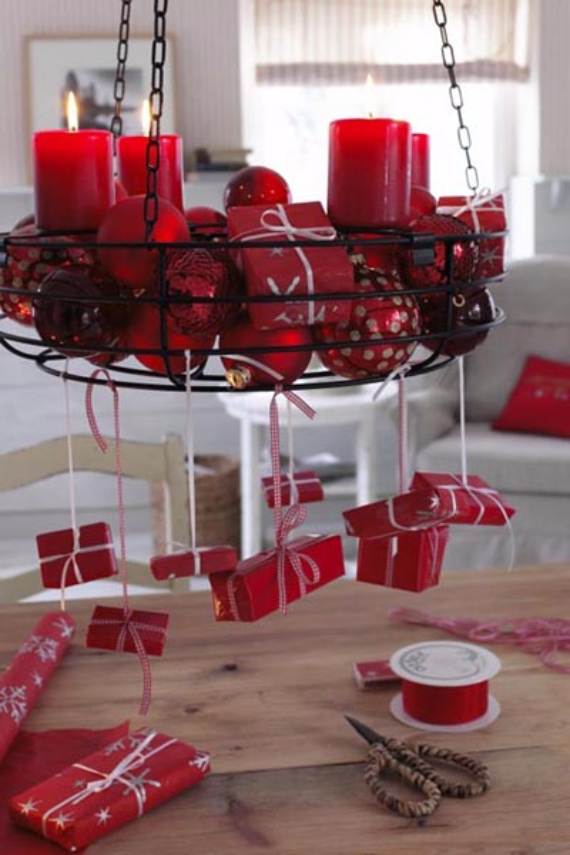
top-left (51, 811), bottom-right (73, 831)
top-left (269, 247), bottom-right (285, 257)
top-left (54, 618), bottom-right (75, 640)
top-left (73, 779), bottom-right (87, 789)
top-left (19, 798), bottom-right (41, 816)
top-left (190, 752), bottom-right (210, 772)
top-left (95, 807), bottom-right (112, 826)
top-left (31, 672), bottom-right (43, 688)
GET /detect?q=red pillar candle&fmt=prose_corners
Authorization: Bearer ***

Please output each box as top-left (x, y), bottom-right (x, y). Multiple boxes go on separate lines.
top-left (327, 118), bottom-right (411, 229)
top-left (412, 133), bottom-right (431, 191)
top-left (117, 134), bottom-right (184, 211)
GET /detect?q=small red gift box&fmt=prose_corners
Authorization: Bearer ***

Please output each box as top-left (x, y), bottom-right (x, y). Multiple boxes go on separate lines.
top-left (36, 522), bottom-right (118, 589)
top-left (86, 606), bottom-right (169, 657)
top-left (10, 727), bottom-right (210, 851)
top-left (343, 489), bottom-right (450, 539)
top-left (356, 527), bottom-right (449, 592)
top-left (228, 201), bottom-right (353, 330)
top-left (150, 545), bottom-right (238, 581)
top-left (353, 660), bottom-right (400, 690)
top-left (209, 533), bottom-right (345, 621)
top-left (410, 472), bottom-right (516, 526)
top-left (262, 470), bottom-right (324, 508)
top-left (437, 193), bottom-right (506, 280)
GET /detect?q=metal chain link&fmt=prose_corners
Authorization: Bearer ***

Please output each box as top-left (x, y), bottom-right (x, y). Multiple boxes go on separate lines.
top-left (144, 0), bottom-right (169, 240)
top-left (110, 0), bottom-right (133, 139)
top-left (432, 0), bottom-right (480, 193)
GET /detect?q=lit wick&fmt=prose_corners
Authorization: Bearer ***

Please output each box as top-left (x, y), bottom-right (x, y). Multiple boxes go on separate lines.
top-left (365, 73), bottom-right (375, 119)
top-left (66, 92), bottom-right (79, 133)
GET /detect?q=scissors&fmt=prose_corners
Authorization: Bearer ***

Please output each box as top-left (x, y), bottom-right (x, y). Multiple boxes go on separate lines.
top-left (345, 715), bottom-right (490, 821)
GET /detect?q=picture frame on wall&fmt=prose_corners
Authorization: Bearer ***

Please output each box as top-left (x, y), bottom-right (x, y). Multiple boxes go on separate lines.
top-left (27, 36), bottom-right (177, 137)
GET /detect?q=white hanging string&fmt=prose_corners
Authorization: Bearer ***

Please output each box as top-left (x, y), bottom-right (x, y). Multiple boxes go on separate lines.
top-left (185, 350), bottom-right (199, 573)
top-left (458, 355), bottom-right (468, 484)
top-left (286, 398), bottom-right (299, 505)
top-left (61, 361), bottom-right (80, 612)
top-left (397, 376), bottom-right (409, 494)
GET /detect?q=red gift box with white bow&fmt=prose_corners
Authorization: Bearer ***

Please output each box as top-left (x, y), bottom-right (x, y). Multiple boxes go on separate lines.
top-left (227, 201), bottom-right (353, 330)
top-left (85, 606), bottom-right (169, 657)
top-left (150, 545), bottom-right (238, 581)
top-left (356, 527), bottom-right (449, 592)
top-left (36, 522), bottom-right (118, 589)
top-left (437, 193), bottom-right (506, 280)
top-left (343, 489), bottom-right (450, 539)
top-left (10, 728), bottom-right (210, 852)
top-left (262, 470), bottom-right (324, 509)
top-left (209, 533), bottom-right (345, 621)
top-left (410, 472), bottom-right (516, 526)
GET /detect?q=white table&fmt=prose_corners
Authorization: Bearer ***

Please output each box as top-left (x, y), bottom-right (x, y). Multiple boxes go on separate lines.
top-left (218, 386), bottom-right (396, 558)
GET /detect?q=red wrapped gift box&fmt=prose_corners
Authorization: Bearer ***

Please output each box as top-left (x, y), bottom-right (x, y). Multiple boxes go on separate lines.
top-left (10, 728), bottom-right (210, 852)
top-left (343, 489), bottom-right (450, 539)
top-left (36, 522), bottom-right (118, 589)
top-left (86, 606), bottom-right (169, 657)
top-left (150, 545), bottom-right (237, 581)
top-left (353, 660), bottom-right (400, 690)
top-left (356, 527), bottom-right (449, 592)
top-left (410, 472), bottom-right (516, 527)
top-left (262, 470), bottom-right (324, 508)
top-left (437, 193), bottom-right (506, 280)
top-left (228, 201), bottom-right (354, 330)
top-left (209, 533), bottom-right (345, 621)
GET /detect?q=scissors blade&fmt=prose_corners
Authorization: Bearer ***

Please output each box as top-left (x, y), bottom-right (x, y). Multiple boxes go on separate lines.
top-left (344, 714), bottom-right (384, 746)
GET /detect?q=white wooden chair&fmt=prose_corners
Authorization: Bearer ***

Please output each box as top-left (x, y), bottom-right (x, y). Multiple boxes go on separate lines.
top-left (0, 434), bottom-right (190, 602)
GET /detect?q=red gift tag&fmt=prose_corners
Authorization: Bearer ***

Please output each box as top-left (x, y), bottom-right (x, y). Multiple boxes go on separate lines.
top-left (437, 193), bottom-right (506, 280)
top-left (36, 522), bottom-right (118, 589)
top-left (86, 606), bottom-right (169, 657)
top-left (343, 489), bottom-right (448, 539)
top-left (410, 472), bottom-right (516, 527)
top-left (353, 660), bottom-right (400, 690)
top-left (356, 527), bottom-right (449, 592)
top-left (261, 470), bottom-right (324, 509)
top-left (150, 545), bottom-right (237, 581)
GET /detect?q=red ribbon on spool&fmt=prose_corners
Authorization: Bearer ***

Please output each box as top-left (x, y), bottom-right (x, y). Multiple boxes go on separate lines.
top-left (401, 679), bottom-right (489, 726)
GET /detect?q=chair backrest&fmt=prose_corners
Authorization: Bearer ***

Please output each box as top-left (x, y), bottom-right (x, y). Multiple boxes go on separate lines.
top-left (464, 256), bottom-right (570, 422)
top-left (0, 434), bottom-right (190, 602)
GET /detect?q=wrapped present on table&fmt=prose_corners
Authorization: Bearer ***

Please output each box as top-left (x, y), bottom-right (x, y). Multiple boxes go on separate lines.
top-left (262, 470), bottom-right (324, 509)
top-left (437, 193), bottom-right (506, 281)
top-left (10, 727), bottom-right (210, 852)
top-left (353, 660), bottom-right (400, 690)
top-left (209, 533), bottom-right (345, 621)
top-left (86, 606), bottom-right (169, 657)
top-left (343, 488), bottom-right (450, 539)
top-left (227, 201), bottom-right (354, 330)
top-left (36, 522), bottom-right (118, 589)
top-left (150, 545), bottom-right (238, 581)
top-left (356, 526), bottom-right (449, 592)
top-left (410, 472), bottom-right (516, 527)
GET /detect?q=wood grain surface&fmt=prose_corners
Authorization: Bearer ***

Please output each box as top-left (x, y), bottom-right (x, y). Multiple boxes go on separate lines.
top-left (1, 565), bottom-right (569, 854)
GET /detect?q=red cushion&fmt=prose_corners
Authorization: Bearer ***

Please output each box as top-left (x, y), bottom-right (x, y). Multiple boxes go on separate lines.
top-left (492, 354), bottom-right (570, 438)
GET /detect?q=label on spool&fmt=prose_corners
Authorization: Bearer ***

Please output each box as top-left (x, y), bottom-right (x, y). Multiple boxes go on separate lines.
top-left (390, 641), bottom-right (501, 687)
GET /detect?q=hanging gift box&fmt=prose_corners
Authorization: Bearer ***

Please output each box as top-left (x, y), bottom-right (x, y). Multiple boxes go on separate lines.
top-left (356, 526), bottom-right (449, 592)
top-left (436, 193), bottom-right (506, 281)
top-left (86, 606), bottom-right (169, 657)
top-left (343, 488), bottom-right (450, 539)
top-left (261, 470), bottom-right (324, 509)
top-left (410, 472), bottom-right (516, 526)
top-left (10, 727), bottom-right (210, 852)
top-left (36, 522), bottom-right (118, 589)
top-left (227, 201), bottom-right (354, 331)
top-left (209, 533), bottom-right (345, 622)
top-left (150, 545), bottom-right (238, 581)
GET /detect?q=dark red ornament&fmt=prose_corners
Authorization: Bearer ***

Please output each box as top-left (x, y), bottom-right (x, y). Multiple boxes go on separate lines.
top-left (128, 303), bottom-right (212, 375)
top-left (420, 285), bottom-right (496, 356)
top-left (221, 317), bottom-right (312, 388)
top-left (224, 166), bottom-right (292, 212)
top-left (313, 261), bottom-right (421, 379)
top-left (185, 206), bottom-right (227, 238)
top-left (97, 196), bottom-right (189, 292)
top-left (402, 214), bottom-right (478, 290)
top-left (167, 248), bottom-right (241, 337)
top-left (410, 186), bottom-right (437, 219)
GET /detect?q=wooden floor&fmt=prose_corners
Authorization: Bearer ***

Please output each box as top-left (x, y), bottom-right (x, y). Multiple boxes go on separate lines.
top-left (1, 565), bottom-right (570, 854)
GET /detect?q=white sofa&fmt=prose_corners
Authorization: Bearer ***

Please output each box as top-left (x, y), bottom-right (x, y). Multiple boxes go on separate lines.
top-left (405, 256), bottom-right (570, 570)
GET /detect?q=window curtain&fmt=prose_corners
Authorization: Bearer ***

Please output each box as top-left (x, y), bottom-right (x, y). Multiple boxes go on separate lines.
top-left (255, 0), bottom-right (530, 84)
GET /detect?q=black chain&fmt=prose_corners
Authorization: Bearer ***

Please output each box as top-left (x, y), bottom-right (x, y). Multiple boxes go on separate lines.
top-left (432, 0), bottom-right (480, 193)
top-left (110, 0), bottom-right (133, 139)
top-left (144, 0), bottom-right (169, 240)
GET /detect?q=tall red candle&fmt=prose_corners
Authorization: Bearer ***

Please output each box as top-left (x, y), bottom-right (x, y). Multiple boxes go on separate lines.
top-left (118, 134), bottom-right (184, 211)
top-left (33, 130), bottom-right (114, 231)
top-left (412, 133), bottom-right (431, 190)
top-left (327, 118), bottom-right (411, 229)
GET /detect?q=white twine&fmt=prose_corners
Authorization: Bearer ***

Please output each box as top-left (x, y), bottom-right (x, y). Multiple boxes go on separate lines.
top-left (184, 351), bottom-right (201, 575)
top-left (60, 364), bottom-right (80, 612)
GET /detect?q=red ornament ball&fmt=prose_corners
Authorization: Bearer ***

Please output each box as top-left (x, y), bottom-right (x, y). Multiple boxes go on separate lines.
top-left (115, 180), bottom-right (129, 202)
top-left (220, 317), bottom-right (312, 388)
top-left (349, 240), bottom-right (402, 274)
top-left (0, 265), bottom-right (33, 325)
top-left (313, 261), bottom-right (421, 379)
top-left (127, 303), bottom-right (212, 375)
top-left (410, 186), bottom-right (437, 219)
top-left (402, 214), bottom-right (478, 290)
top-left (224, 166), bottom-right (292, 211)
top-left (34, 265), bottom-right (129, 358)
top-left (185, 207), bottom-right (227, 238)
top-left (420, 286), bottom-right (496, 356)
top-left (97, 196), bottom-right (189, 292)
top-left (167, 248), bottom-right (242, 337)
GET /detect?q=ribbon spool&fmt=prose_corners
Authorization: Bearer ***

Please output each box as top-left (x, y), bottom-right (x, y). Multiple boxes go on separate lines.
top-left (389, 640), bottom-right (501, 733)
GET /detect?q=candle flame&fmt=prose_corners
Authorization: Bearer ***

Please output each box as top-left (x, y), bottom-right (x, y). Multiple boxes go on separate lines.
top-left (141, 99), bottom-right (151, 136)
top-left (365, 73), bottom-right (375, 119)
top-left (66, 92), bottom-right (79, 132)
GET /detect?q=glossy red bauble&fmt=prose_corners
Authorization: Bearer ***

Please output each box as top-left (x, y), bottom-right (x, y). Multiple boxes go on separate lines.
top-left (167, 248), bottom-right (242, 336)
top-left (97, 196), bottom-right (189, 292)
top-left (185, 206), bottom-right (227, 238)
top-left (402, 214), bottom-right (478, 290)
top-left (223, 166), bottom-right (292, 212)
top-left (127, 303), bottom-right (213, 375)
top-left (220, 317), bottom-right (312, 388)
top-left (420, 286), bottom-right (496, 356)
top-left (115, 180), bottom-right (129, 202)
top-left (410, 186), bottom-right (437, 219)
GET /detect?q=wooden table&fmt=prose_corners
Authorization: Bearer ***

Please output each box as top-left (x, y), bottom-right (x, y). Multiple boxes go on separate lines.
top-left (2, 566), bottom-right (570, 854)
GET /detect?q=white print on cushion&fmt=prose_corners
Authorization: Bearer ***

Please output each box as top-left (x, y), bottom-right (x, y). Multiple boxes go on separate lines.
top-left (19, 635), bottom-right (59, 663)
top-left (0, 684), bottom-right (27, 723)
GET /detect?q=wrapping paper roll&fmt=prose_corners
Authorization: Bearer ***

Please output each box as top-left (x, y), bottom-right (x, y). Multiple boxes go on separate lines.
top-left (0, 611), bottom-right (76, 763)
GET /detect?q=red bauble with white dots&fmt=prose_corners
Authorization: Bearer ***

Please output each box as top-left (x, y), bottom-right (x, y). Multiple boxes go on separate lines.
top-left (167, 248), bottom-right (242, 337)
top-left (127, 303), bottom-right (213, 375)
top-left (401, 214), bottom-right (478, 289)
top-left (313, 261), bottom-right (421, 379)
top-left (221, 317), bottom-right (312, 388)
top-left (223, 166), bottom-right (292, 211)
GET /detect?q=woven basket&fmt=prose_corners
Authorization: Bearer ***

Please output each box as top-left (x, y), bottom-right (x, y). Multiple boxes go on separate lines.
top-left (195, 455), bottom-right (240, 550)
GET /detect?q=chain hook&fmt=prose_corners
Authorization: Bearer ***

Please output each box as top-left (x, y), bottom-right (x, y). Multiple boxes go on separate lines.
top-left (110, 0), bottom-right (133, 142)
